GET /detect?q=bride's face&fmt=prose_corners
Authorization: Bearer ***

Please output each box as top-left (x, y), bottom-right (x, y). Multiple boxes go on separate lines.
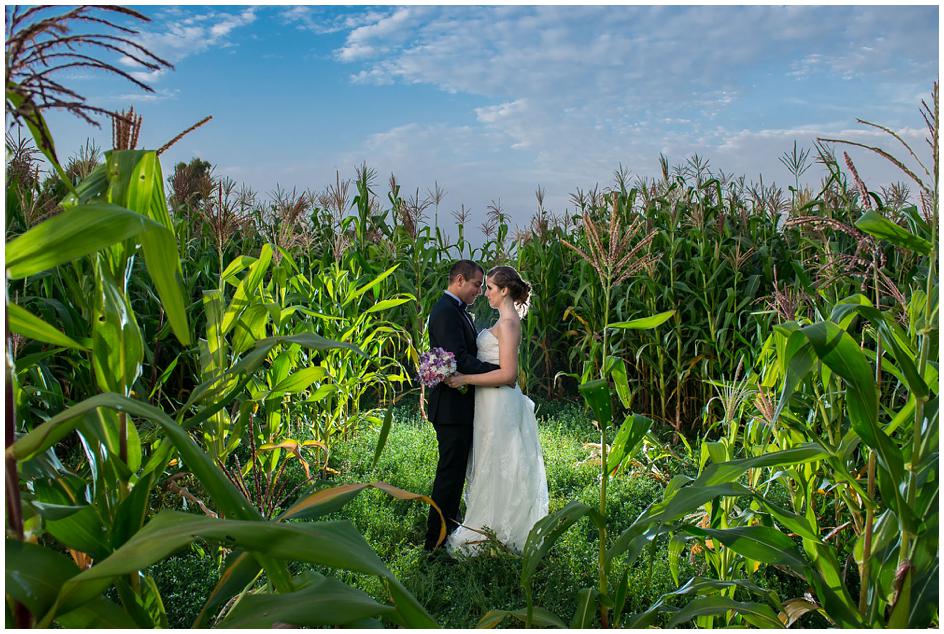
top-left (483, 277), bottom-right (507, 309)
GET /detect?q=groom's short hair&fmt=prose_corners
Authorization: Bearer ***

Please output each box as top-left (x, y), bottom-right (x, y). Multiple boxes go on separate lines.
top-left (449, 260), bottom-right (484, 283)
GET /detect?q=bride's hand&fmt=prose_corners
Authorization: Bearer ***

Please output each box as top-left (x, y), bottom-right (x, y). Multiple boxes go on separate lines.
top-left (444, 373), bottom-right (467, 388)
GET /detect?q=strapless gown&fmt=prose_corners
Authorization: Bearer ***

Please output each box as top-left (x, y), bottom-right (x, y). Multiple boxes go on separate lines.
top-left (446, 328), bottom-right (549, 556)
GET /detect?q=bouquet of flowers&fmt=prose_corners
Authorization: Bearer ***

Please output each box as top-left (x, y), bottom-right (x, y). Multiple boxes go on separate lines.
top-left (418, 347), bottom-right (466, 393)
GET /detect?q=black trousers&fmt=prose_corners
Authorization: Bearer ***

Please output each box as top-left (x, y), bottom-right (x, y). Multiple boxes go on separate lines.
top-left (425, 423), bottom-right (473, 550)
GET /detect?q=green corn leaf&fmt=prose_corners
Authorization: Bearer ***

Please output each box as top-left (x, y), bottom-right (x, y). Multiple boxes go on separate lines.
top-left (800, 322), bottom-right (905, 487)
top-left (908, 559), bottom-right (939, 628)
top-left (183, 332), bottom-right (360, 414)
top-left (609, 357), bottom-right (632, 409)
top-left (107, 150), bottom-right (190, 344)
top-left (606, 414), bottom-right (652, 474)
top-left (384, 577), bottom-right (439, 628)
top-left (44, 504), bottom-right (110, 560)
top-left (612, 567), bottom-right (630, 625)
top-left (682, 525), bottom-right (809, 571)
top-left (6, 203), bottom-right (159, 279)
top-left (632, 483), bottom-right (750, 531)
top-left (279, 481), bottom-right (442, 530)
top-left (221, 255), bottom-right (258, 283)
top-left (476, 607), bottom-right (567, 629)
top-left (91, 271), bottom-right (144, 394)
top-left (772, 330), bottom-right (815, 425)
top-left (56, 595), bottom-right (138, 628)
top-left (62, 162), bottom-right (107, 208)
top-left (521, 501), bottom-right (605, 591)
top-left (138, 223), bottom-right (190, 345)
top-left (578, 379), bottom-right (612, 426)
top-left (192, 551), bottom-right (261, 628)
top-left (6, 539), bottom-right (80, 618)
top-left (345, 264), bottom-right (399, 305)
top-left (222, 243), bottom-right (272, 334)
top-left (570, 587), bottom-right (599, 628)
top-left (147, 353), bottom-right (180, 400)
top-left (830, 303), bottom-right (929, 399)
top-left (41, 510), bottom-right (415, 623)
top-left (365, 297), bottom-right (413, 314)
top-left (695, 444), bottom-right (828, 488)
top-left (201, 290), bottom-right (227, 376)
top-left (667, 596), bottom-right (783, 628)
top-left (371, 405), bottom-right (394, 470)
top-left (7, 302), bottom-right (87, 350)
top-left (753, 496), bottom-right (821, 542)
top-left (307, 384), bottom-right (337, 403)
top-left (855, 210), bottom-right (931, 255)
top-left (219, 573), bottom-right (394, 627)
top-left (668, 576), bottom-right (782, 604)
top-left (230, 304), bottom-right (270, 356)
top-left (668, 533), bottom-right (685, 586)
top-left (806, 542), bottom-right (863, 627)
top-left (5, 539), bottom-right (136, 629)
top-left (110, 471), bottom-right (158, 550)
top-left (608, 309), bottom-right (675, 330)
top-left (10, 393), bottom-right (260, 522)
top-left (5, 540), bottom-right (136, 628)
top-left (269, 367), bottom-right (327, 396)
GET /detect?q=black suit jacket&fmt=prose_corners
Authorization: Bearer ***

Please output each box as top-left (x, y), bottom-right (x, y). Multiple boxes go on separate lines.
top-left (427, 293), bottom-right (500, 426)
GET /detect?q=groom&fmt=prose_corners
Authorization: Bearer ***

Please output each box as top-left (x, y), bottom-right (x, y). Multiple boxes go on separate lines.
top-left (424, 260), bottom-right (501, 551)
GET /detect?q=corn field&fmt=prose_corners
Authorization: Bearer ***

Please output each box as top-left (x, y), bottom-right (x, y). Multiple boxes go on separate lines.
top-left (4, 6), bottom-right (938, 629)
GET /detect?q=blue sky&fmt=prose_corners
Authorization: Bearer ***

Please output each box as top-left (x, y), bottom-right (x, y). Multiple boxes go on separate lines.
top-left (39, 4), bottom-right (939, 242)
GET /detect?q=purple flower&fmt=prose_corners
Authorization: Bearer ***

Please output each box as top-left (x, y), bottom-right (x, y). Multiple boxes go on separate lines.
top-left (417, 347), bottom-right (457, 387)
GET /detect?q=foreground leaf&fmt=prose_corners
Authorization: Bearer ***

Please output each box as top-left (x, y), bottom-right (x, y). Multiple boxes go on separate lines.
top-left (521, 501), bottom-right (605, 590)
top-left (477, 606), bottom-right (567, 629)
top-left (8, 302), bottom-right (87, 350)
top-left (279, 482), bottom-right (444, 546)
top-left (219, 573), bottom-right (394, 627)
top-left (43, 510), bottom-right (434, 626)
top-left (667, 596), bottom-right (783, 628)
top-left (855, 210), bottom-right (931, 255)
top-left (6, 203), bottom-right (160, 279)
top-left (682, 525), bottom-right (809, 571)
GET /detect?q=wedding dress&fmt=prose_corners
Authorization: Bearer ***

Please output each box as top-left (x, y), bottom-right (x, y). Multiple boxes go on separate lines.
top-left (447, 328), bottom-right (549, 556)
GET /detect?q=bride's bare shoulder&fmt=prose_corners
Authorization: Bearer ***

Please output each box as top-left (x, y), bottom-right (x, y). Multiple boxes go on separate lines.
top-left (494, 316), bottom-right (521, 337)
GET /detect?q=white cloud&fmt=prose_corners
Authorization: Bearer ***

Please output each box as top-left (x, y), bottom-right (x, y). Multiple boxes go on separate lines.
top-left (280, 7), bottom-right (389, 36)
top-left (97, 87), bottom-right (181, 105)
top-left (224, 6), bottom-right (938, 242)
top-left (336, 8), bottom-right (425, 62)
top-left (333, 6), bottom-right (934, 107)
top-left (474, 100), bottom-right (527, 124)
top-left (120, 8), bottom-right (257, 77)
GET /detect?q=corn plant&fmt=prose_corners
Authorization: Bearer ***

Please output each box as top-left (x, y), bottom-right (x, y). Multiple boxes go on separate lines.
top-left (514, 192), bottom-right (578, 396)
top-left (5, 150), bottom-right (441, 628)
top-left (287, 260), bottom-right (414, 459)
top-left (613, 83), bottom-right (939, 629)
top-left (5, 14), bottom-right (441, 624)
top-left (493, 191), bottom-right (674, 628)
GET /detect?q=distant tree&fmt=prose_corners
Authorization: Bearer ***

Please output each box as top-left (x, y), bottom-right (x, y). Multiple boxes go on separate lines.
top-left (169, 157), bottom-right (214, 214)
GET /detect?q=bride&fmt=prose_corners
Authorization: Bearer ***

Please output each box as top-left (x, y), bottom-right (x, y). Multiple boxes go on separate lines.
top-left (443, 265), bottom-right (549, 555)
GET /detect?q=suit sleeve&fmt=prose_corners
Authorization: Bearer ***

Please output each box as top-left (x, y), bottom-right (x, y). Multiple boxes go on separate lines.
top-left (429, 308), bottom-right (500, 375)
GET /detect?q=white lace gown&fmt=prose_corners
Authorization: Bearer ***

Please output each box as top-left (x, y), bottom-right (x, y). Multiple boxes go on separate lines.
top-left (447, 328), bottom-right (549, 556)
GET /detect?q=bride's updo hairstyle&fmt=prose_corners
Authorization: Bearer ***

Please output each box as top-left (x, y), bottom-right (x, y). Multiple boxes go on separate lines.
top-left (487, 265), bottom-right (532, 318)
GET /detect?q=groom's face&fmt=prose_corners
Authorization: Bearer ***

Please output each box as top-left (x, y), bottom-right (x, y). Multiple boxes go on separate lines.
top-left (455, 272), bottom-right (484, 306)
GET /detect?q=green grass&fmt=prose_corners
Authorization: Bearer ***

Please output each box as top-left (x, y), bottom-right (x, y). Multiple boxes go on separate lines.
top-left (308, 399), bottom-right (693, 628)
top-left (150, 398), bottom-right (808, 628)
top-left (145, 544), bottom-right (220, 628)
